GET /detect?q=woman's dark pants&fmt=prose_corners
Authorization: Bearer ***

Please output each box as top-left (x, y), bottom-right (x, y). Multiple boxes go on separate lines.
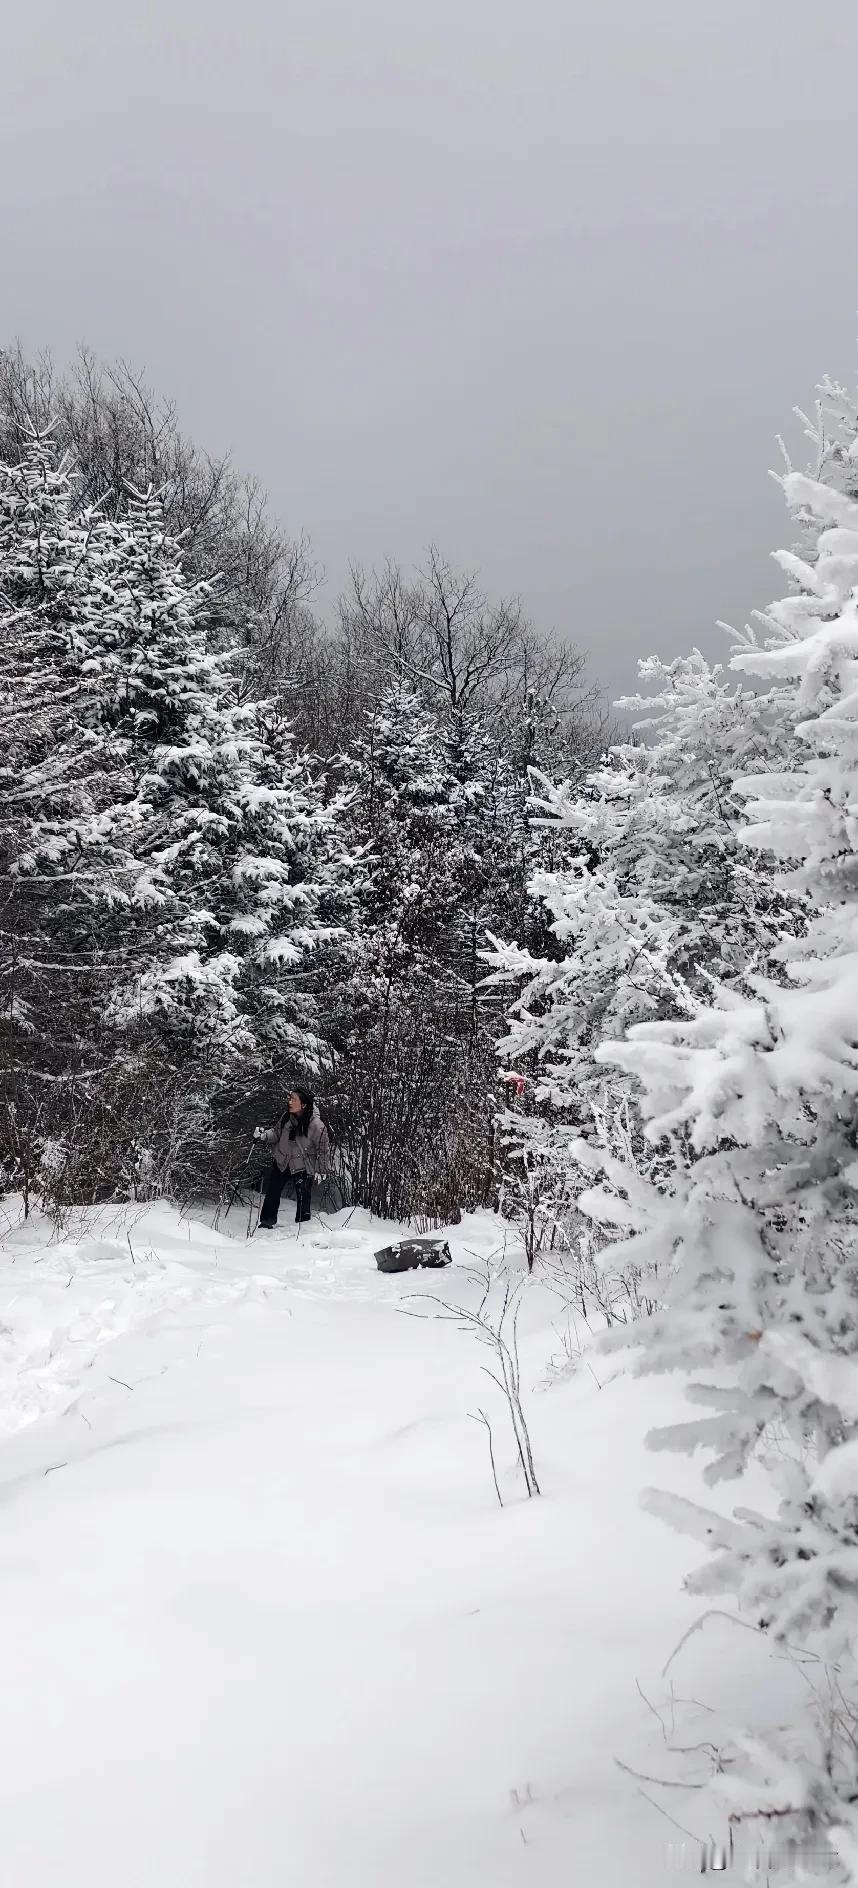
top-left (259, 1164), bottom-right (312, 1228)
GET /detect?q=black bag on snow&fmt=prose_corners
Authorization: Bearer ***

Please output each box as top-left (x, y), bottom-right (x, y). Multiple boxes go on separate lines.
top-left (374, 1237), bottom-right (452, 1274)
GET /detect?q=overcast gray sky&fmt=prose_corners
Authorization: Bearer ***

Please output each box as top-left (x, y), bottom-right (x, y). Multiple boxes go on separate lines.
top-left (3, 0), bottom-right (858, 701)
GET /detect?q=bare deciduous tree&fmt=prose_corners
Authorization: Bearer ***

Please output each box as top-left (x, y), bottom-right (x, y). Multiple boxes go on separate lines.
top-left (340, 545), bottom-right (606, 763)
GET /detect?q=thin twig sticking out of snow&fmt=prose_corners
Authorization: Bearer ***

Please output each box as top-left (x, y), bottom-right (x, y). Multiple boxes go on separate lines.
top-left (469, 1408), bottom-right (503, 1507)
top-left (405, 1263), bottom-right (541, 1498)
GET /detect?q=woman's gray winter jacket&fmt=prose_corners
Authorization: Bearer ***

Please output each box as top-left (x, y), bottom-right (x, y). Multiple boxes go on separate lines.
top-left (263, 1107), bottom-right (331, 1178)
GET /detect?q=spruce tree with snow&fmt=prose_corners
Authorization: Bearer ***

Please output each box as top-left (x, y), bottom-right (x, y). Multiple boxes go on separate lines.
top-left (484, 647), bottom-right (800, 1190)
top-left (1, 441), bottom-right (353, 1201)
top-left (97, 480), bottom-right (255, 1047)
top-left (190, 693), bottom-right (354, 1065)
top-left (83, 483), bottom-right (352, 1062)
top-left (325, 686), bottom-right (474, 1216)
top-left (0, 427), bottom-right (143, 1179)
top-left (575, 388), bottom-right (858, 1871)
top-left (346, 684), bottom-right (460, 963)
top-left (442, 709), bottom-right (530, 1027)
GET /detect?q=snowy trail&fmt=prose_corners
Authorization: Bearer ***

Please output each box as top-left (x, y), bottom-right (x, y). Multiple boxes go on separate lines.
top-left (0, 1204), bottom-right (764, 1885)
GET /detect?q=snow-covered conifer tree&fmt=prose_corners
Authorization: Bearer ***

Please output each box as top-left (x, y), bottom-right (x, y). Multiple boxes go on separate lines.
top-left (79, 484), bottom-right (352, 1060)
top-left (0, 430), bottom-right (139, 1082)
top-left (576, 390), bottom-right (858, 1870)
top-left (485, 650), bottom-right (799, 1140)
top-left (347, 684), bottom-right (459, 962)
top-left (1, 442), bottom-right (354, 1199)
top-left (325, 686), bottom-right (473, 1215)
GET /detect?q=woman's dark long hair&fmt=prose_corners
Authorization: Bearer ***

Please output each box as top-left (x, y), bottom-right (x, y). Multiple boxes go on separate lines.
top-left (283, 1086), bottom-right (314, 1140)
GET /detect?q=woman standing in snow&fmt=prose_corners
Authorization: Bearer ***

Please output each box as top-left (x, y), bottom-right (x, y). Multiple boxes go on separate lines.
top-left (254, 1087), bottom-right (331, 1229)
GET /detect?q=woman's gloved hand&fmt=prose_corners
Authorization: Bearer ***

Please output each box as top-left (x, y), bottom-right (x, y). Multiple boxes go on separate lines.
top-left (253, 1126), bottom-right (266, 1141)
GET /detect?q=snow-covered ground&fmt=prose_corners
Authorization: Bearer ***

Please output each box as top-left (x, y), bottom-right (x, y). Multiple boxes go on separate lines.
top-left (0, 1198), bottom-right (800, 1885)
